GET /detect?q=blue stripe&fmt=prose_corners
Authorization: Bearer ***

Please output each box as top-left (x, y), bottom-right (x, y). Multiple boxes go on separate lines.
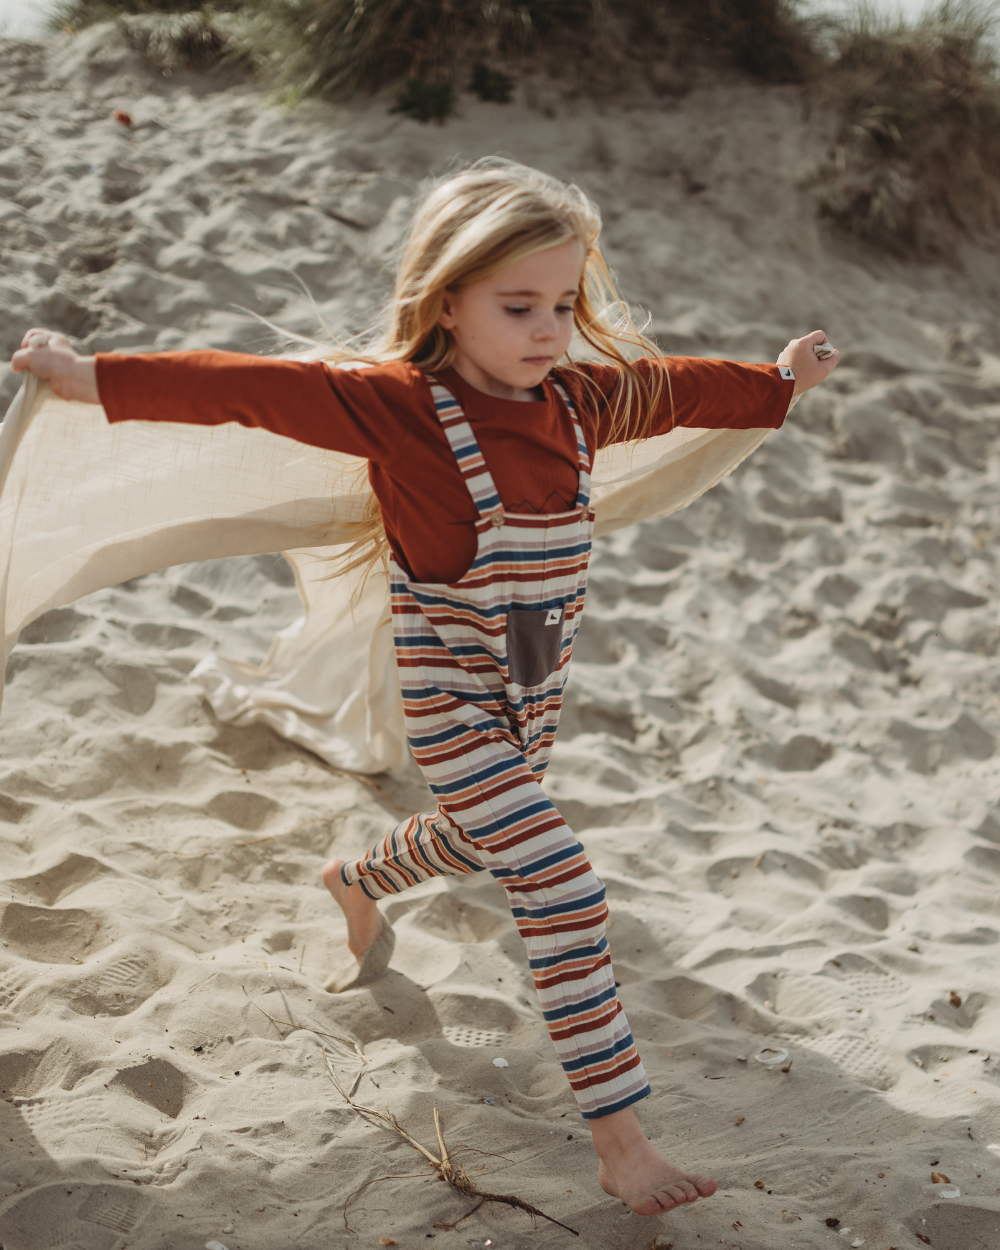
top-left (509, 886), bottom-right (608, 922)
top-left (560, 1032), bottom-right (637, 1071)
top-left (529, 935), bottom-right (609, 971)
top-left (542, 983), bottom-right (618, 1023)
top-left (580, 1085), bottom-right (651, 1120)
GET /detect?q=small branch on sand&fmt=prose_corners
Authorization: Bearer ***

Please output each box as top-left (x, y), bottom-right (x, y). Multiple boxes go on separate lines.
top-left (325, 1063), bottom-right (578, 1236)
top-left (243, 985), bottom-right (575, 1234)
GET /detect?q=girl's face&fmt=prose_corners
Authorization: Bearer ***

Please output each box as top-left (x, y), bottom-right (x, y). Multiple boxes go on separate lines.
top-left (437, 239), bottom-right (583, 401)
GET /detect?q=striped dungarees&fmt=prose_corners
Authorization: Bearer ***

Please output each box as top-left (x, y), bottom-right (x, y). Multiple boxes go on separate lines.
top-left (341, 378), bottom-right (650, 1119)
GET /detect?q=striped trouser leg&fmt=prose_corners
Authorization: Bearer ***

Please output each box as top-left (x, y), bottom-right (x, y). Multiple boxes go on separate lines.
top-left (341, 807), bottom-right (486, 898)
top-left (348, 720), bottom-right (651, 1119)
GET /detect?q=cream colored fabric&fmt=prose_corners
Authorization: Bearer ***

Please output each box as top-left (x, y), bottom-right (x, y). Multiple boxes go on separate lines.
top-left (0, 378), bottom-right (773, 772)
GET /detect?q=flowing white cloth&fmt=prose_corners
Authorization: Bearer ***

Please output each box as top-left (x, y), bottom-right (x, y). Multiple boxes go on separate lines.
top-left (0, 376), bottom-right (772, 772)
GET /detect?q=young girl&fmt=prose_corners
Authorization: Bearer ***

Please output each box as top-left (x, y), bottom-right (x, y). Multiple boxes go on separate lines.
top-left (13, 159), bottom-right (838, 1218)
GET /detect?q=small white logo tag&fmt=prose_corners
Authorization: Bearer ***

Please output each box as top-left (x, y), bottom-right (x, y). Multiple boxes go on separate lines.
top-left (778, 365), bottom-right (795, 380)
top-left (545, 609), bottom-right (562, 626)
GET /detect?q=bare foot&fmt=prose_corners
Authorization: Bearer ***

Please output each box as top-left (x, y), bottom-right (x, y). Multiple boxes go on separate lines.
top-left (321, 858), bottom-right (383, 958)
top-left (592, 1107), bottom-right (718, 1216)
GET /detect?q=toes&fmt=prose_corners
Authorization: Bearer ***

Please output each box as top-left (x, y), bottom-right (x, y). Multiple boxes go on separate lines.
top-left (694, 1175), bottom-right (719, 1198)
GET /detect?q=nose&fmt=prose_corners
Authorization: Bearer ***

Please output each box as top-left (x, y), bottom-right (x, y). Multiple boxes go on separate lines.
top-left (532, 311), bottom-right (558, 341)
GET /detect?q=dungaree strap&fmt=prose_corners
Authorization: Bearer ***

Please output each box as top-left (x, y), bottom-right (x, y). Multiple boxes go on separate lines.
top-left (552, 381), bottom-right (591, 509)
top-left (428, 377), bottom-right (592, 518)
top-left (429, 382), bottom-right (503, 520)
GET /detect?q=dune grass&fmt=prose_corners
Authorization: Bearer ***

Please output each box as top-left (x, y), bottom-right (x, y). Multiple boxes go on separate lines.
top-left (39, 0), bottom-right (1000, 255)
top-left (51, 0), bottom-right (241, 26)
top-left (48, 0), bottom-right (814, 98)
top-left (254, 0), bottom-right (814, 103)
top-left (813, 1), bottom-right (1000, 254)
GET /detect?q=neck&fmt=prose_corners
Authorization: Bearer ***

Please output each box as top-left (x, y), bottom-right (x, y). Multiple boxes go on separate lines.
top-left (449, 354), bottom-right (544, 403)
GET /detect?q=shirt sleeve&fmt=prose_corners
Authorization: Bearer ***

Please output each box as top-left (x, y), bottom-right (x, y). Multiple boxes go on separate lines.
top-left (94, 350), bottom-right (416, 467)
top-left (571, 356), bottom-right (795, 447)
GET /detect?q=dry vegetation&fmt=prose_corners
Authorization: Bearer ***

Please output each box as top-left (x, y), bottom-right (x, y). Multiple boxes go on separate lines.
top-left (41, 0), bottom-right (1000, 256)
top-left (814, 1), bottom-right (1000, 255)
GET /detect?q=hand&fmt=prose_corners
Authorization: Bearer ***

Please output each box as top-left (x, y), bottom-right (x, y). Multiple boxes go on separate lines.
top-left (777, 329), bottom-right (839, 397)
top-left (10, 328), bottom-right (100, 405)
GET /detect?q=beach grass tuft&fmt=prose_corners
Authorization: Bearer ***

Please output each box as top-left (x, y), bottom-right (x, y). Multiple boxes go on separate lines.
top-left (50, 0), bottom-right (240, 27)
top-left (48, 0), bottom-right (814, 98)
top-left (813, 0), bottom-right (1000, 254)
top-left (254, 0), bottom-right (814, 100)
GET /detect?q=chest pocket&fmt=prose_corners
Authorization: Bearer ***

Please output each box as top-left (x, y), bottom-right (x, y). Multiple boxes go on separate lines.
top-left (506, 606), bottom-right (565, 689)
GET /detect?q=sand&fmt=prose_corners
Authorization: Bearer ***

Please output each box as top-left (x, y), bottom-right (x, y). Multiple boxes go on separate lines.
top-left (3, 22), bottom-right (1000, 1250)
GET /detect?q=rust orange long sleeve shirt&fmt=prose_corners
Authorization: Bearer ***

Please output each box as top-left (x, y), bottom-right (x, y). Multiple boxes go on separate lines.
top-left (95, 352), bottom-right (792, 583)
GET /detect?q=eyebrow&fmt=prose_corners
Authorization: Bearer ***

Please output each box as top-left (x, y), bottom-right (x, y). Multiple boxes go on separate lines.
top-left (496, 288), bottom-right (579, 298)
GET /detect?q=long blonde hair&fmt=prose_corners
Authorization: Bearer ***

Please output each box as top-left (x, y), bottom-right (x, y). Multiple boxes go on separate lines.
top-left (324, 159), bottom-right (666, 576)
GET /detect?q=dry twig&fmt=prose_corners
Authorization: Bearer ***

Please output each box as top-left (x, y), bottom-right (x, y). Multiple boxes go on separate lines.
top-left (325, 1066), bottom-right (578, 1236)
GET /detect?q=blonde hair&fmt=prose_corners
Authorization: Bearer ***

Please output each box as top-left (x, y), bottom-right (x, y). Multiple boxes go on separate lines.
top-left (323, 159), bottom-right (667, 576)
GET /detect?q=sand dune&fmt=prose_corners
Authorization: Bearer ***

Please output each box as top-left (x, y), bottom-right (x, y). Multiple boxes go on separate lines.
top-left (2, 24), bottom-right (1000, 1250)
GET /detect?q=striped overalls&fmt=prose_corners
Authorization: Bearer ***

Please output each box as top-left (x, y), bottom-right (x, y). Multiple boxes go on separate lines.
top-left (342, 378), bottom-right (650, 1119)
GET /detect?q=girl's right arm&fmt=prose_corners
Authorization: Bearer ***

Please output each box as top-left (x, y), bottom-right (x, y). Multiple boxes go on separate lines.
top-left (11, 330), bottom-right (99, 405)
top-left (9, 329), bottom-right (413, 467)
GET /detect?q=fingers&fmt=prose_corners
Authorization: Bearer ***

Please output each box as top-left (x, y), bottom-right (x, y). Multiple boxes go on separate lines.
top-left (783, 330), bottom-right (830, 350)
top-left (19, 327), bottom-right (66, 350)
top-left (11, 329), bottom-right (73, 376)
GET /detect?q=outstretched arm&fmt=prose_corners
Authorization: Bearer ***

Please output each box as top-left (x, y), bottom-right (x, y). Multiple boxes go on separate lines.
top-left (9, 329), bottom-right (415, 466)
top-left (11, 329), bottom-right (99, 404)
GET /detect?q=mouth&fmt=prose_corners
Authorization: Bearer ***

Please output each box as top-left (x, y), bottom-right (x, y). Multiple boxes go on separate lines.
top-left (522, 356), bottom-right (553, 367)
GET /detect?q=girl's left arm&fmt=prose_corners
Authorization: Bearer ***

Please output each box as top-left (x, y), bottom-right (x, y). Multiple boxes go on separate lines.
top-left (583, 329), bottom-right (838, 445)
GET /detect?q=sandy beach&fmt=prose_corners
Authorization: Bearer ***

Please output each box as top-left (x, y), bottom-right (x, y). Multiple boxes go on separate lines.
top-left (3, 22), bottom-right (1000, 1250)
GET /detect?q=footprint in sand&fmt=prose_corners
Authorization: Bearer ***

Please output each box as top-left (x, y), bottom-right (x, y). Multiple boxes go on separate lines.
top-left (804, 1032), bottom-right (898, 1091)
top-left (826, 954), bottom-right (910, 1004)
top-left (205, 789), bottom-right (283, 832)
top-left (0, 964), bottom-right (34, 1009)
top-left (65, 950), bottom-right (172, 1018)
top-left (432, 990), bottom-right (522, 1043)
top-left (5, 853), bottom-right (109, 907)
top-left (110, 1057), bottom-right (191, 1119)
top-left (443, 1025), bottom-right (508, 1048)
top-left (0, 903), bottom-right (113, 964)
top-left (20, 1092), bottom-right (139, 1161)
top-left (747, 970), bottom-right (853, 1019)
top-left (0, 1048), bottom-right (51, 1099)
top-left (0, 792), bottom-right (35, 824)
top-left (0, 1181), bottom-right (150, 1246)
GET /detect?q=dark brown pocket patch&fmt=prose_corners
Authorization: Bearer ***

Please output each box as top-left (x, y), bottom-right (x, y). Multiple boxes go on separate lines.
top-left (506, 606), bottom-right (565, 688)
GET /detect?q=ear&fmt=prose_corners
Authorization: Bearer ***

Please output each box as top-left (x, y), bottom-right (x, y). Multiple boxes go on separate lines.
top-left (437, 291), bottom-right (457, 331)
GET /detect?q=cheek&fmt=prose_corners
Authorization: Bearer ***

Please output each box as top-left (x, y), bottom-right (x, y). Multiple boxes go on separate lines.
top-left (474, 313), bottom-right (523, 349)
top-left (462, 307), bottom-right (512, 345)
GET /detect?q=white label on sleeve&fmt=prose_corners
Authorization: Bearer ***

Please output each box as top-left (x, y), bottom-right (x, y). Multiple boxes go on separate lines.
top-left (778, 365), bottom-right (795, 380)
